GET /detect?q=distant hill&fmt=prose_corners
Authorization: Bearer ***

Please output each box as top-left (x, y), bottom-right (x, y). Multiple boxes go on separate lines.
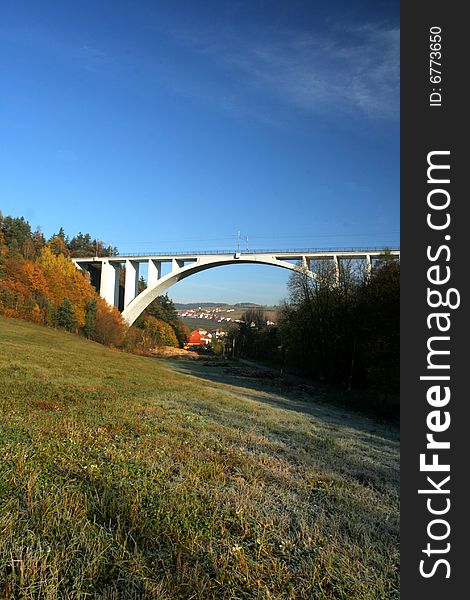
top-left (234, 302), bottom-right (262, 308)
top-left (174, 302), bottom-right (265, 310)
top-left (174, 302), bottom-right (229, 309)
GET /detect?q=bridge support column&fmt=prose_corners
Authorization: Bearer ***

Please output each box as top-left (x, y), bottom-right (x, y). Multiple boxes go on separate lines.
top-left (366, 254), bottom-right (372, 277)
top-left (333, 255), bottom-right (340, 286)
top-left (148, 259), bottom-right (161, 286)
top-left (100, 260), bottom-right (120, 308)
top-left (124, 260), bottom-right (140, 308)
top-left (171, 258), bottom-right (184, 272)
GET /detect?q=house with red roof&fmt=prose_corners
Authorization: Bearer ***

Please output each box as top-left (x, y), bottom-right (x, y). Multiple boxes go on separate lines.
top-left (184, 328), bottom-right (212, 349)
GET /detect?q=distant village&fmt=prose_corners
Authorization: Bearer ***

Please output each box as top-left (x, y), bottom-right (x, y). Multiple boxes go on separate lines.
top-left (179, 307), bottom-right (237, 349)
top-left (178, 306), bottom-right (240, 325)
top-left (178, 306), bottom-right (275, 325)
top-left (178, 306), bottom-right (276, 350)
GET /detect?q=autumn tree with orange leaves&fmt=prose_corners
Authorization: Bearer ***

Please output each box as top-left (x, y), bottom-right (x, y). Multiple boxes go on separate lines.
top-left (0, 212), bottom-right (127, 346)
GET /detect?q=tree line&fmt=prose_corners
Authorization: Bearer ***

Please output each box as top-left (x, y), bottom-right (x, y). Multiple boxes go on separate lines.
top-left (227, 255), bottom-right (400, 419)
top-left (0, 212), bottom-right (189, 353)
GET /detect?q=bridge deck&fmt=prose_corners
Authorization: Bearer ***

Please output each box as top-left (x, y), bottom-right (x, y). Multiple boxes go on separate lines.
top-left (73, 247), bottom-right (400, 263)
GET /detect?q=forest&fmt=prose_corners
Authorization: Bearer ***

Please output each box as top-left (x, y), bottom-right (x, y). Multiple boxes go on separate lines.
top-left (0, 212), bottom-right (189, 353)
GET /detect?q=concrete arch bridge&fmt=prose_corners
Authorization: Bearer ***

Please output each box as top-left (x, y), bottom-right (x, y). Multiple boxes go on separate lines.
top-left (73, 248), bottom-right (400, 326)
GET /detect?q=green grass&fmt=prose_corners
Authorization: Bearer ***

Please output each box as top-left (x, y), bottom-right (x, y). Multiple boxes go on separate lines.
top-left (0, 316), bottom-right (399, 599)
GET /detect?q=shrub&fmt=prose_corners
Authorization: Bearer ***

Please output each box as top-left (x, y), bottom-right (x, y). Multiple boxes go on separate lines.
top-left (92, 299), bottom-right (127, 347)
top-left (142, 316), bottom-right (178, 349)
top-left (121, 326), bottom-right (146, 354)
top-left (212, 340), bottom-right (224, 356)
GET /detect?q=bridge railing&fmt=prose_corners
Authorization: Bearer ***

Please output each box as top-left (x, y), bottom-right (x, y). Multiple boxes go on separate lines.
top-left (116, 246), bottom-right (400, 257)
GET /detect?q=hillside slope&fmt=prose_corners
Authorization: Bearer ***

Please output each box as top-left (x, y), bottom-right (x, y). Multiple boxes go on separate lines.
top-left (0, 316), bottom-right (399, 599)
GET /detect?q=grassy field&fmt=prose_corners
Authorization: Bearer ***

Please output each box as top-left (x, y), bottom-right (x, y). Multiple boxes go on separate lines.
top-left (0, 316), bottom-right (399, 599)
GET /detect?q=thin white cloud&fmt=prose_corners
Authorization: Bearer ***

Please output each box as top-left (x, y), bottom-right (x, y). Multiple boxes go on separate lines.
top-left (164, 22), bottom-right (399, 121)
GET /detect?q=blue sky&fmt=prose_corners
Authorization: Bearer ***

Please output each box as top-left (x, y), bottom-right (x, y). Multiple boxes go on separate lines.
top-left (0, 0), bottom-right (399, 304)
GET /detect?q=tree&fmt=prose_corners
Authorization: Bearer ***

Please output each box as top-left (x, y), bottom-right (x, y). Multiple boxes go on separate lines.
top-left (55, 298), bottom-right (77, 331)
top-left (55, 227), bottom-right (67, 242)
top-left (0, 212), bottom-right (139, 355)
top-left (0, 215), bottom-right (33, 259)
top-left (37, 246), bottom-right (95, 326)
top-left (145, 294), bottom-right (178, 323)
top-left (68, 232), bottom-right (118, 257)
top-left (68, 232), bottom-right (92, 256)
top-left (171, 319), bottom-right (190, 347)
top-left (83, 298), bottom-right (97, 338)
top-left (48, 235), bottom-right (70, 256)
top-left (279, 259), bottom-right (362, 382)
top-left (278, 254), bottom-right (399, 396)
top-left (138, 276), bottom-right (147, 292)
top-left (135, 294), bottom-right (186, 346)
top-left (121, 326), bottom-right (145, 354)
top-left (230, 309), bottom-right (280, 362)
top-left (141, 316), bottom-right (178, 348)
top-left (32, 228), bottom-right (46, 257)
top-left (357, 254), bottom-right (400, 392)
top-left (241, 309), bottom-right (266, 329)
top-left (92, 299), bottom-right (127, 346)
top-left (212, 339), bottom-right (224, 356)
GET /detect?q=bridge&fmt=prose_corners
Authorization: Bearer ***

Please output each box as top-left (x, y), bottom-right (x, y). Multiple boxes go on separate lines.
top-left (72, 248), bottom-right (400, 325)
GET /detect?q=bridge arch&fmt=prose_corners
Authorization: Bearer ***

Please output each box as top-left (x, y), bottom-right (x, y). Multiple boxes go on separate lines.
top-left (72, 248), bottom-right (399, 326)
top-left (122, 255), bottom-right (308, 325)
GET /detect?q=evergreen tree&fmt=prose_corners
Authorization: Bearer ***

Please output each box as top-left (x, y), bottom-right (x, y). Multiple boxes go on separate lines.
top-left (83, 298), bottom-right (97, 338)
top-left (44, 302), bottom-right (56, 327)
top-left (55, 298), bottom-right (78, 331)
top-left (146, 294), bottom-right (178, 323)
top-left (68, 232), bottom-right (118, 257)
top-left (32, 227), bottom-right (46, 256)
top-left (138, 276), bottom-right (147, 292)
top-left (0, 215), bottom-right (33, 258)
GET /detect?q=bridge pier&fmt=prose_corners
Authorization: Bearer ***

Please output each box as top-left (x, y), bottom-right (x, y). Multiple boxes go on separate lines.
top-left (333, 255), bottom-right (340, 285)
top-left (101, 260), bottom-right (120, 308)
top-left (148, 259), bottom-right (162, 286)
top-left (124, 260), bottom-right (140, 308)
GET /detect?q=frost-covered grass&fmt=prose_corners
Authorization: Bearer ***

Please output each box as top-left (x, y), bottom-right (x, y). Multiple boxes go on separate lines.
top-left (0, 316), bottom-right (399, 599)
